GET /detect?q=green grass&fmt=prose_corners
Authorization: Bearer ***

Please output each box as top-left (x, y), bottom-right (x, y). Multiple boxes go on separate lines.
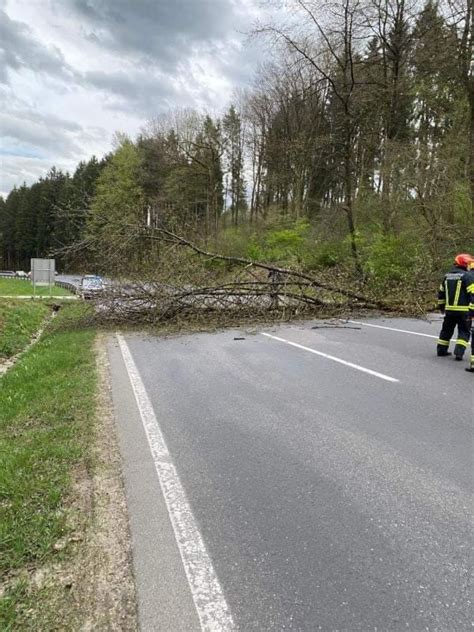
top-left (0, 301), bottom-right (50, 359)
top-left (0, 304), bottom-right (96, 630)
top-left (0, 279), bottom-right (72, 297)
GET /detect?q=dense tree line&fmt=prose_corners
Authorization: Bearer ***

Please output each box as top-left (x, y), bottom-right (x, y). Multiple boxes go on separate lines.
top-left (247, 0), bottom-right (473, 265)
top-left (1, 0), bottom-right (472, 273)
top-left (0, 157), bottom-right (106, 269)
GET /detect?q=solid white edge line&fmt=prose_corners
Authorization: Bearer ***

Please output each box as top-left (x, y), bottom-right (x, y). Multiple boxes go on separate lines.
top-left (347, 320), bottom-right (438, 339)
top-left (116, 334), bottom-right (235, 632)
top-left (261, 333), bottom-right (399, 383)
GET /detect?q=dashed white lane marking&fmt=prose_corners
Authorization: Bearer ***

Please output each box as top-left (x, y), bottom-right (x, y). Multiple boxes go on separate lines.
top-left (117, 334), bottom-right (235, 632)
top-left (348, 320), bottom-right (438, 339)
top-left (261, 333), bottom-right (399, 383)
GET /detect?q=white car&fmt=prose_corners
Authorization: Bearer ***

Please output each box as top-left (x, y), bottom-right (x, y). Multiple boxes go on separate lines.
top-left (80, 275), bottom-right (105, 299)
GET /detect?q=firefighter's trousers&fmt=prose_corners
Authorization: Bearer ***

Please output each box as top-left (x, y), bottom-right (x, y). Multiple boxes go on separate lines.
top-left (437, 311), bottom-right (472, 357)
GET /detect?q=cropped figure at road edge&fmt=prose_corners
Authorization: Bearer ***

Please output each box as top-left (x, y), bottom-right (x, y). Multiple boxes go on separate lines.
top-left (436, 253), bottom-right (474, 361)
top-left (465, 258), bottom-right (474, 373)
top-left (268, 268), bottom-right (283, 310)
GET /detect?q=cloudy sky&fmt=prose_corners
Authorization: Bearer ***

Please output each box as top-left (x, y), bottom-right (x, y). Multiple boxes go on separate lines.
top-left (0, 0), bottom-right (275, 197)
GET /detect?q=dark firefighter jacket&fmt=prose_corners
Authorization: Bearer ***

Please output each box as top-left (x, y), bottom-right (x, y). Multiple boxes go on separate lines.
top-left (437, 266), bottom-right (474, 313)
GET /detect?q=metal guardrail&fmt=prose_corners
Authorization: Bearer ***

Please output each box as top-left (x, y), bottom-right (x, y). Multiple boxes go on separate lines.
top-left (55, 280), bottom-right (79, 294)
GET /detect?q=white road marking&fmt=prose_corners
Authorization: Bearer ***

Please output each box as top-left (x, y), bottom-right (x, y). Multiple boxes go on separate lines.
top-left (261, 332), bottom-right (399, 383)
top-left (117, 334), bottom-right (234, 632)
top-left (347, 320), bottom-right (438, 339)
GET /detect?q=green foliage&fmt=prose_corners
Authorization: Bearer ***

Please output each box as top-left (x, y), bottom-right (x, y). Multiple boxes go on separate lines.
top-left (0, 279), bottom-right (72, 298)
top-left (452, 183), bottom-right (473, 226)
top-left (217, 226), bottom-right (258, 259)
top-left (242, 220), bottom-right (311, 263)
top-left (246, 239), bottom-right (266, 262)
top-left (267, 222), bottom-right (308, 250)
top-left (264, 223), bottom-right (307, 262)
top-left (306, 240), bottom-right (349, 269)
top-left (90, 138), bottom-right (144, 228)
top-left (87, 138), bottom-right (145, 269)
top-left (361, 233), bottom-right (428, 286)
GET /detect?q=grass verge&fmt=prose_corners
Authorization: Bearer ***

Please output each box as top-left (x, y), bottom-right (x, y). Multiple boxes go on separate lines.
top-left (0, 279), bottom-right (72, 297)
top-left (0, 303), bottom-right (96, 630)
top-left (0, 301), bottom-right (50, 359)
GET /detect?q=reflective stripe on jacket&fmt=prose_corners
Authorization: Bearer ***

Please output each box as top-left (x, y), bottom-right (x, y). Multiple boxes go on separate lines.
top-left (437, 266), bottom-right (474, 312)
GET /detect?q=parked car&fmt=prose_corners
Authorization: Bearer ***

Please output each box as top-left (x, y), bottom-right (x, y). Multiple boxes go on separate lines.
top-left (80, 275), bottom-right (104, 299)
top-left (0, 270), bottom-right (16, 277)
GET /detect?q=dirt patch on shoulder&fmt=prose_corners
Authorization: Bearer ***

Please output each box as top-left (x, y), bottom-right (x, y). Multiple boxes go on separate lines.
top-left (71, 333), bottom-right (137, 630)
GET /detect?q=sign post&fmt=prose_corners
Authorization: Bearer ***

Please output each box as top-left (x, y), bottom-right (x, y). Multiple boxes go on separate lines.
top-left (31, 258), bottom-right (55, 297)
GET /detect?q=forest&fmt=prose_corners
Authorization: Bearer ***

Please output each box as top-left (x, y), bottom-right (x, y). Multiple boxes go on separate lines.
top-left (1, 0), bottom-right (472, 296)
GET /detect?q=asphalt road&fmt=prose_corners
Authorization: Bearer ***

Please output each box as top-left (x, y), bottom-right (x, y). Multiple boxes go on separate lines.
top-left (108, 315), bottom-right (473, 631)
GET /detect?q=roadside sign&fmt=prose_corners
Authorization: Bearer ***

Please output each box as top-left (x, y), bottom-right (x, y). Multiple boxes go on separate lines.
top-left (31, 258), bottom-right (55, 296)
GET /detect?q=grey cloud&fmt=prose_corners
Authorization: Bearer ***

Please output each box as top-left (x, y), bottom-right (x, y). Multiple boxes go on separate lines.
top-left (0, 108), bottom-right (87, 158)
top-left (0, 60), bottom-right (9, 84)
top-left (59, 0), bottom-right (249, 69)
top-left (1, 0), bottom-right (266, 195)
top-left (214, 38), bottom-right (262, 86)
top-left (0, 9), bottom-right (75, 83)
top-left (0, 98), bottom-right (110, 195)
top-left (0, 155), bottom-right (75, 196)
top-left (2, 1), bottom-right (259, 114)
top-left (82, 45), bottom-right (259, 118)
top-left (83, 68), bottom-right (181, 115)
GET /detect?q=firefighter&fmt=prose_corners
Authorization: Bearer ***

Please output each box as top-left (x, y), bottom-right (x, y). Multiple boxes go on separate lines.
top-left (436, 253), bottom-right (474, 360)
top-left (465, 258), bottom-right (474, 373)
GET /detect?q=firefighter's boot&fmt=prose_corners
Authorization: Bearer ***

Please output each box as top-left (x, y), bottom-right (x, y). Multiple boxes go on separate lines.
top-left (454, 344), bottom-right (468, 361)
top-left (437, 346), bottom-right (451, 357)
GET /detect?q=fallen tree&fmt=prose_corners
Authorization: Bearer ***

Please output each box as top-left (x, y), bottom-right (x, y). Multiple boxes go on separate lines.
top-left (55, 224), bottom-right (410, 325)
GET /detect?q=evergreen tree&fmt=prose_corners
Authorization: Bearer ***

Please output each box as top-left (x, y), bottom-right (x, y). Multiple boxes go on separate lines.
top-left (223, 105), bottom-right (247, 226)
